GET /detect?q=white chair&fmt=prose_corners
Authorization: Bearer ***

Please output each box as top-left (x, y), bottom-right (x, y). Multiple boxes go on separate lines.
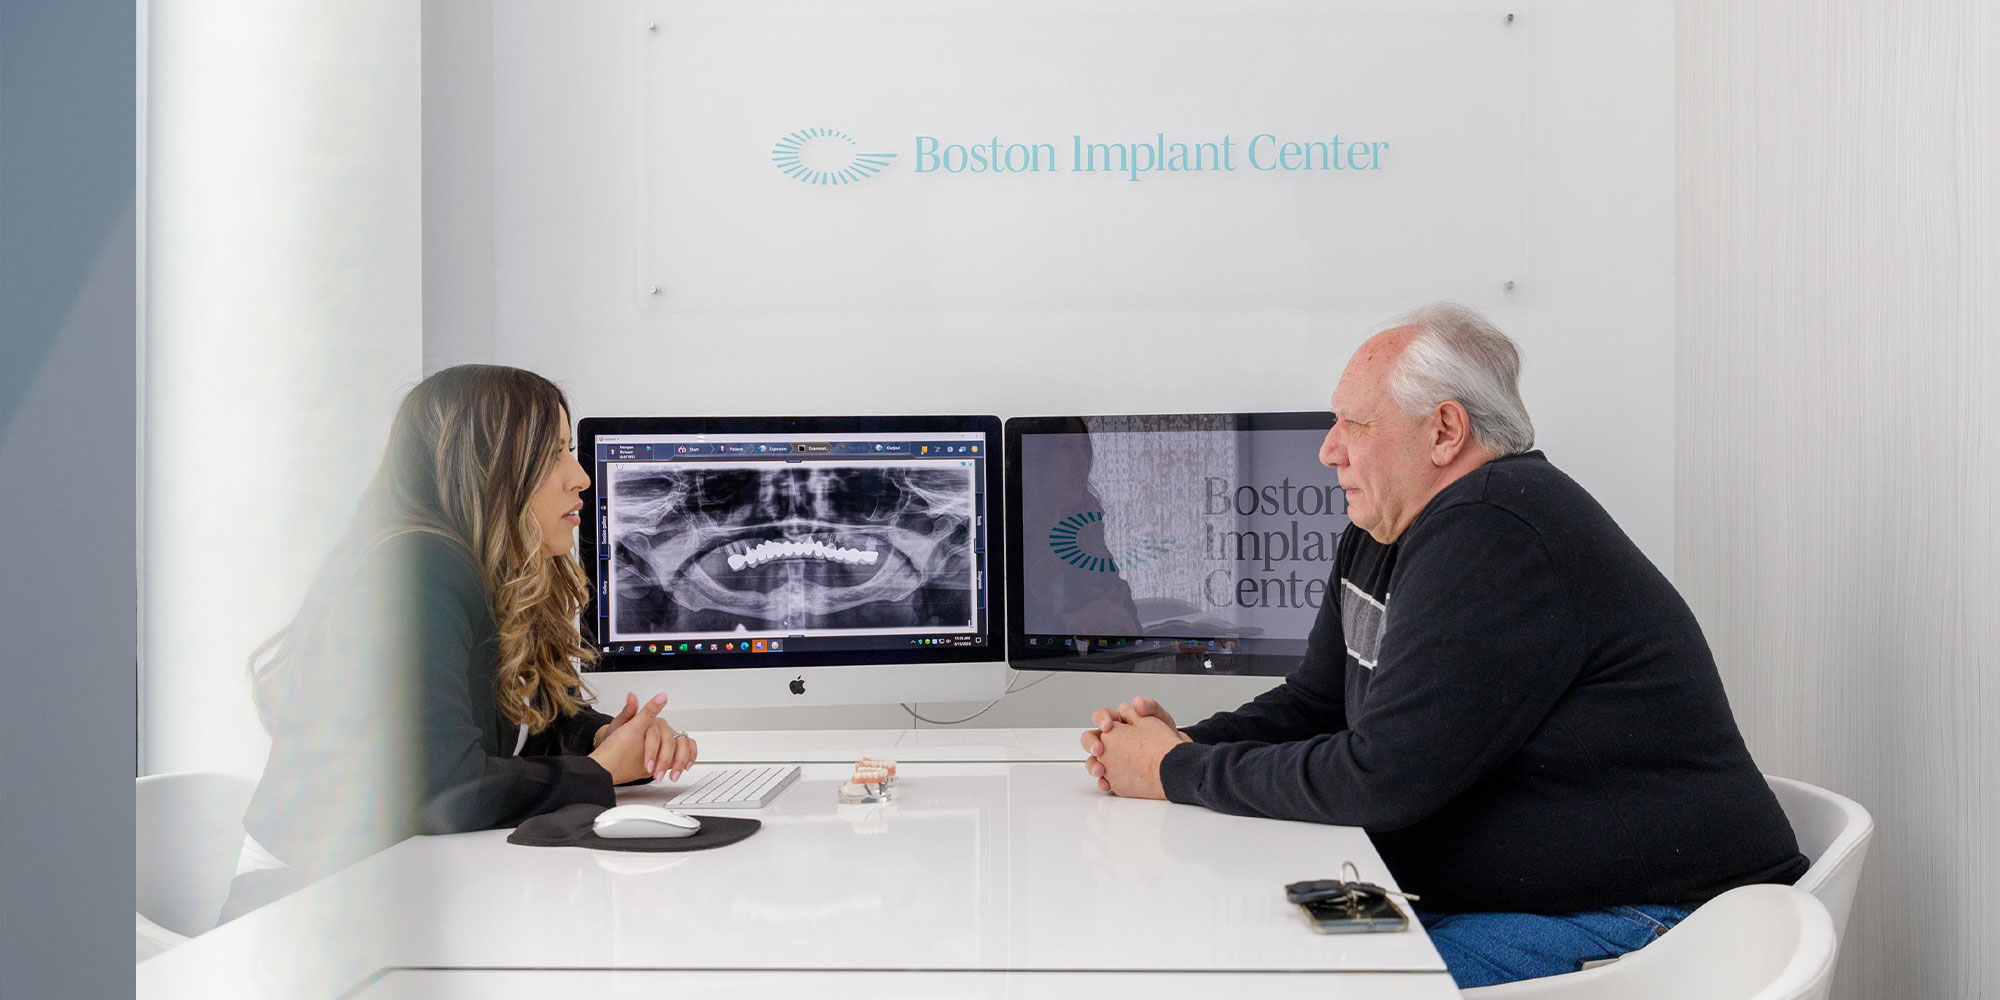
top-left (1764, 774), bottom-right (1874, 945)
top-left (1462, 883), bottom-right (1837, 999)
top-left (1462, 772), bottom-right (1872, 997)
top-left (136, 771), bottom-right (256, 960)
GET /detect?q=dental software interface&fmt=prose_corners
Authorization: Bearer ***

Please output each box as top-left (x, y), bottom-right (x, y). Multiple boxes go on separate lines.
top-left (589, 430), bottom-right (994, 661)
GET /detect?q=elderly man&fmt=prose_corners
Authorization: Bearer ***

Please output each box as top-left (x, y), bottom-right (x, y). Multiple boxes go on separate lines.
top-left (1081, 304), bottom-right (1805, 989)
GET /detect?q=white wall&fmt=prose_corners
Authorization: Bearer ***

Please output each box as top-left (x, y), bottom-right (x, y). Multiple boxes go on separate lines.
top-left (139, 0), bottom-right (1679, 805)
top-left (141, 2), bottom-right (425, 775)
top-left (422, 0), bottom-right (1676, 733)
top-left (1677, 1), bottom-right (1999, 997)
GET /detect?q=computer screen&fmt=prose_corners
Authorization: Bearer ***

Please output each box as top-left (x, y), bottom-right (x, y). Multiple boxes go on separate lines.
top-left (1005, 412), bottom-right (1344, 675)
top-left (578, 415), bottom-right (1006, 708)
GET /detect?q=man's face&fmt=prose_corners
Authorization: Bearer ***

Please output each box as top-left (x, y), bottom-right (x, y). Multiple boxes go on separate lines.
top-left (1318, 329), bottom-right (1438, 544)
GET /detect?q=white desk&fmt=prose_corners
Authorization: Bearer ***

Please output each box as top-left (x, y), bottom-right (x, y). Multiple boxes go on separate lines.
top-left (694, 726), bottom-right (1097, 763)
top-left (139, 729), bottom-right (1456, 999)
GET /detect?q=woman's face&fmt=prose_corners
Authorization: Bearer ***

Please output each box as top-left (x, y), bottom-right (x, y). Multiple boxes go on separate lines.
top-left (529, 408), bottom-right (592, 557)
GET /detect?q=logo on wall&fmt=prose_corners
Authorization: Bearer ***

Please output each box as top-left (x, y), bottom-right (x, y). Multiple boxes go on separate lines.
top-left (770, 128), bottom-right (898, 186)
top-left (1049, 511), bottom-right (1175, 573)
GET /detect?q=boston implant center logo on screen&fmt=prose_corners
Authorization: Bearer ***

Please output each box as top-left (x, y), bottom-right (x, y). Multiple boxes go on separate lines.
top-left (772, 127), bottom-right (1390, 185)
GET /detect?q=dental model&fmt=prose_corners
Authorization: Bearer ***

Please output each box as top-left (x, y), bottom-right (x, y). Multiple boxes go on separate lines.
top-left (855, 757), bottom-right (898, 786)
top-left (838, 759), bottom-right (896, 804)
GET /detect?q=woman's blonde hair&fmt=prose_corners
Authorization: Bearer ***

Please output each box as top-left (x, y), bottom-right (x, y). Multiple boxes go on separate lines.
top-left (252, 365), bottom-right (597, 734)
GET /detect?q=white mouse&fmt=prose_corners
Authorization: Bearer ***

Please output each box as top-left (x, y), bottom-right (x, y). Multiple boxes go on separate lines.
top-left (592, 804), bottom-right (702, 839)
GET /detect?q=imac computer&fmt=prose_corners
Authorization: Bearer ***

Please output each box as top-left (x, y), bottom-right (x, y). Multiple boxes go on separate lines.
top-left (1005, 412), bottom-right (1344, 676)
top-left (576, 415), bottom-right (1007, 709)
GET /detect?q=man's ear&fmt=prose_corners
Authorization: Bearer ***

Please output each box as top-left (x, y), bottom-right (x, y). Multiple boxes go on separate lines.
top-left (1431, 400), bottom-right (1473, 467)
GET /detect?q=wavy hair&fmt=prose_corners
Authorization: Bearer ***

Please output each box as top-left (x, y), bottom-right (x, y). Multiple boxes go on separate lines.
top-left (251, 365), bottom-right (596, 734)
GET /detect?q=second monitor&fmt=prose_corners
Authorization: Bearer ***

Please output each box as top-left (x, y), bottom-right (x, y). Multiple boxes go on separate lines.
top-left (1006, 411), bottom-right (1345, 675)
top-left (578, 415), bottom-right (1006, 709)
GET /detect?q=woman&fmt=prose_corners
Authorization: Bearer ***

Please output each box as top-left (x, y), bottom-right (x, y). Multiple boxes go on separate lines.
top-left (221, 365), bottom-right (697, 920)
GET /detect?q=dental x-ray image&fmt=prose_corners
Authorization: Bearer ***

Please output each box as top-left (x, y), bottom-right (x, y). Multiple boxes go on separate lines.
top-left (608, 461), bottom-right (978, 636)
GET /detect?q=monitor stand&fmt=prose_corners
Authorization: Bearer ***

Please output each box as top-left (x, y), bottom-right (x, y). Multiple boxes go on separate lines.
top-left (584, 659), bottom-right (1007, 712)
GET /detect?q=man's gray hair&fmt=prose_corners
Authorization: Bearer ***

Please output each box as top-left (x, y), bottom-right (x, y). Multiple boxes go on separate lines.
top-left (1386, 303), bottom-right (1536, 456)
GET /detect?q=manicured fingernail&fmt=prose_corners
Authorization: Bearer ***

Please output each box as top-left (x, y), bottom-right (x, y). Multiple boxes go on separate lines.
top-left (646, 758), bottom-right (655, 770)
top-left (652, 693), bottom-right (667, 705)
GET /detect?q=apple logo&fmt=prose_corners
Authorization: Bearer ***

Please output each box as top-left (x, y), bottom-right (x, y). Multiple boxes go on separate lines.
top-left (788, 675), bottom-right (806, 696)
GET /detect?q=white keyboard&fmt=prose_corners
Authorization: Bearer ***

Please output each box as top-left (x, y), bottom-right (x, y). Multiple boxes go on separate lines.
top-left (662, 765), bottom-right (801, 809)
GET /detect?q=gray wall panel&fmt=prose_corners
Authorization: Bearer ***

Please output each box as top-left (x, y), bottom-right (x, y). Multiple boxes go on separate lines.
top-left (0, 0), bottom-right (137, 991)
top-left (1678, 2), bottom-right (1999, 996)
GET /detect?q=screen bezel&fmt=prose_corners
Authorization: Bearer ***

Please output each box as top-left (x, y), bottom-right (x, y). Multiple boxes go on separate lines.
top-left (578, 414), bottom-right (1005, 674)
top-left (1004, 411), bottom-right (1339, 675)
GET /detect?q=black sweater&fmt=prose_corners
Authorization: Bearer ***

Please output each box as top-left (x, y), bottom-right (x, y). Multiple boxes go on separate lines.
top-left (241, 532), bottom-right (615, 880)
top-left (1158, 452), bottom-right (1807, 914)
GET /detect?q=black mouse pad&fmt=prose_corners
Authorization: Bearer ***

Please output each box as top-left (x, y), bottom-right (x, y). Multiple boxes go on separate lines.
top-left (507, 803), bottom-right (761, 853)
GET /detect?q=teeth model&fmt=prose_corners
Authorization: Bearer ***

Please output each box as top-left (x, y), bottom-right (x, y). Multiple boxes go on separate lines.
top-left (727, 538), bottom-right (880, 572)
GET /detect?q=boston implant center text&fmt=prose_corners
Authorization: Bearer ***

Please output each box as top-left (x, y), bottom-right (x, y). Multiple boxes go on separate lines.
top-left (914, 133), bottom-right (1390, 182)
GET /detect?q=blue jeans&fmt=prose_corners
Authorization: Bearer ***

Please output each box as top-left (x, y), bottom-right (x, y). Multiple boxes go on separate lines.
top-left (1417, 904), bottom-right (1693, 989)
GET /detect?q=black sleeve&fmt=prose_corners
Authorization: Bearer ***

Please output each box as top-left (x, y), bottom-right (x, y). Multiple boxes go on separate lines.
top-left (533, 702), bottom-right (616, 757)
top-left (1158, 504), bottom-right (1584, 829)
top-left (1177, 574), bottom-right (1348, 745)
top-left (347, 538), bottom-right (616, 833)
